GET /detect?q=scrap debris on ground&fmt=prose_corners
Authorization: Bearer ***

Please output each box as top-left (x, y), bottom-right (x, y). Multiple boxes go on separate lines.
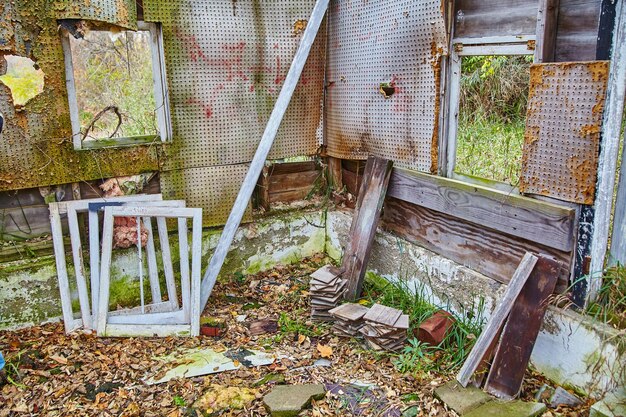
top-left (0, 255), bottom-right (592, 416)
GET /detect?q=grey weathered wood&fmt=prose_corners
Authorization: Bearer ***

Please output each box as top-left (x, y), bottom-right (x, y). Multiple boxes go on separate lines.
top-left (157, 217), bottom-right (178, 309)
top-left (327, 157), bottom-right (343, 190)
top-left (388, 168), bottom-right (576, 252)
top-left (199, 0), bottom-right (330, 310)
top-left (382, 198), bottom-right (571, 291)
top-left (454, 0), bottom-right (538, 39)
top-left (343, 156), bottom-right (394, 301)
top-left (485, 254), bottom-right (560, 398)
top-left (554, 0), bottom-right (602, 61)
top-left (49, 203), bottom-right (82, 334)
top-left (534, 0), bottom-right (560, 62)
top-left (97, 206), bottom-right (203, 337)
top-left (67, 208), bottom-right (93, 330)
top-left (456, 252), bottom-right (538, 387)
top-left (589, 0), bottom-right (626, 302)
top-left (178, 218), bottom-right (191, 320)
top-left (610, 133), bottom-right (626, 265)
top-left (142, 217), bottom-right (162, 303)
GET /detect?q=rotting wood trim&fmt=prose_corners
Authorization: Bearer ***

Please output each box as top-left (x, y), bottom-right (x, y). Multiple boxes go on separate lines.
top-left (387, 167), bottom-right (576, 252)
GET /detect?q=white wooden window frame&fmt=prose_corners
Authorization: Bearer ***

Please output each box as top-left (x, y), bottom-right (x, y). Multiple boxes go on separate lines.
top-left (61, 21), bottom-right (172, 150)
top-left (445, 39), bottom-right (535, 193)
top-left (50, 194), bottom-right (164, 333)
top-left (97, 206), bottom-right (203, 338)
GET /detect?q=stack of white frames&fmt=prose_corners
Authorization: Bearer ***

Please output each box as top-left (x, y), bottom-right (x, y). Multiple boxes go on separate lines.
top-left (49, 194), bottom-right (202, 337)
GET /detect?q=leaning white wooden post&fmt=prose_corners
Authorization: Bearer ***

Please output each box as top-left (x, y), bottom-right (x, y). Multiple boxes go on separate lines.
top-left (588, 0), bottom-right (626, 303)
top-left (610, 131), bottom-right (626, 265)
top-left (199, 0), bottom-right (330, 310)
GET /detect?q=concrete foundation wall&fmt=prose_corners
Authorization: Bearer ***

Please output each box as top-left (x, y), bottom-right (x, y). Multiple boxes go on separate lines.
top-left (326, 210), bottom-right (624, 398)
top-left (1, 206), bottom-right (622, 398)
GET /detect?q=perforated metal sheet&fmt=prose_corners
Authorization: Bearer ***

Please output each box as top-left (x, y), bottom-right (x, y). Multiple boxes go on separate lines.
top-left (143, 0), bottom-right (325, 171)
top-left (520, 62), bottom-right (609, 204)
top-left (55, 0), bottom-right (138, 30)
top-left (325, 0), bottom-right (448, 173)
top-left (160, 165), bottom-right (252, 227)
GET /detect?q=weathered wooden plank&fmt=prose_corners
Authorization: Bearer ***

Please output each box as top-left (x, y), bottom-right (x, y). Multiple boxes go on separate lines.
top-left (554, 0), bottom-right (601, 61)
top-left (454, 0), bottom-right (538, 38)
top-left (456, 252), bottom-right (538, 387)
top-left (485, 254), bottom-right (560, 399)
top-left (535, 0), bottom-right (560, 62)
top-left (381, 198), bottom-right (571, 291)
top-left (268, 161), bottom-right (318, 176)
top-left (1, 206), bottom-right (55, 239)
top-left (589, 0), bottom-right (626, 301)
top-left (269, 170), bottom-right (321, 191)
top-left (327, 157), bottom-right (343, 190)
top-left (269, 188), bottom-right (315, 203)
top-left (387, 168), bottom-right (576, 252)
top-left (342, 169), bottom-right (362, 197)
top-left (343, 156), bottom-right (393, 301)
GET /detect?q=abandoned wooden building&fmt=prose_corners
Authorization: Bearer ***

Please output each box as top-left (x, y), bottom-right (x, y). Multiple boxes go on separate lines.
top-left (0, 0), bottom-right (625, 415)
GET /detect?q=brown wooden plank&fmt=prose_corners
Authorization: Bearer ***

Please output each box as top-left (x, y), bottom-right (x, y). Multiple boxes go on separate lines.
top-left (342, 156), bottom-right (393, 300)
top-left (388, 168), bottom-right (576, 252)
top-left (554, 0), bottom-right (601, 61)
top-left (456, 253), bottom-right (538, 387)
top-left (381, 197), bottom-right (571, 292)
top-left (342, 168), bottom-right (362, 197)
top-left (485, 254), bottom-right (560, 399)
top-left (256, 166), bottom-right (271, 211)
top-left (454, 0), bottom-right (538, 38)
top-left (342, 159), bottom-right (365, 174)
top-left (268, 161), bottom-right (318, 176)
top-left (269, 170), bottom-right (321, 192)
top-left (269, 188), bottom-right (317, 203)
top-left (327, 157), bottom-right (343, 190)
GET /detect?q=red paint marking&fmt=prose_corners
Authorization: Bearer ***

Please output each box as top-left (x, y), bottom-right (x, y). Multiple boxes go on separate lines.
top-left (358, 32), bottom-right (372, 41)
top-left (274, 56), bottom-right (284, 85)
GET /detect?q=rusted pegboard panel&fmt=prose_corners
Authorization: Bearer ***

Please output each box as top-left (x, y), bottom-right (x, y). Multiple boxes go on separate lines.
top-left (159, 165), bottom-right (252, 227)
top-left (325, 0), bottom-right (448, 173)
top-left (143, 0), bottom-right (325, 171)
top-left (0, 1), bottom-right (159, 193)
top-left (55, 0), bottom-right (138, 30)
top-left (520, 62), bottom-right (609, 204)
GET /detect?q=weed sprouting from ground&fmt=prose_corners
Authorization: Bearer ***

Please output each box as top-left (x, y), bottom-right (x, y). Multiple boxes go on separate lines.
top-left (586, 264), bottom-right (626, 330)
top-left (362, 273), bottom-right (486, 377)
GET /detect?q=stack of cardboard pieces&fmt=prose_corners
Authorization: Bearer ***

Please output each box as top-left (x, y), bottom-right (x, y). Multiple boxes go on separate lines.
top-left (360, 303), bottom-right (409, 352)
top-left (309, 265), bottom-right (346, 320)
top-left (328, 303), bottom-right (370, 337)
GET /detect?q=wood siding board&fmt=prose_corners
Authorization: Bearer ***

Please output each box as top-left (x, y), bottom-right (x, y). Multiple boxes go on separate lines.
top-left (268, 170), bottom-right (321, 190)
top-left (342, 157), bottom-right (393, 301)
top-left (268, 189), bottom-right (313, 203)
top-left (454, 0), bottom-right (538, 38)
top-left (268, 161), bottom-right (318, 176)
top-left (387, 168), bottom-right (576, 252)
top-left (554, 0), bottom-right (601, 61)
top-left (381, 198), bottom-right (570, 291)
top-left (485, 255), bottom-right (560, 399)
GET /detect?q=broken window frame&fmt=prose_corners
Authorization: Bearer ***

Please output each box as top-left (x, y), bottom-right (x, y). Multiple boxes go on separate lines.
top-left (444, 36), bottom-right (535, 194)
top-left (61, 21), bottom-right (172, 151)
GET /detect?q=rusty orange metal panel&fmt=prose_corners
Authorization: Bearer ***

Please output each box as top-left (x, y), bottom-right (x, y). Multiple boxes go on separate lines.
top-left (520, 62), bottom-right (609, 204)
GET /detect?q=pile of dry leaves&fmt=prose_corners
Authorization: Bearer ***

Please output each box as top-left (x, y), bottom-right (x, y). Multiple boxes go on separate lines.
top-left (0, 255), bottom-right (589, 416)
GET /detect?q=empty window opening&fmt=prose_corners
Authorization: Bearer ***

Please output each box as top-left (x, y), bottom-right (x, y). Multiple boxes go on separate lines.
top-left (62, 22), bottom-right (170, 149)
top-left (454, 55), bottom-right (532, 186)
top-left (0, 55), bottom-right (45, 107)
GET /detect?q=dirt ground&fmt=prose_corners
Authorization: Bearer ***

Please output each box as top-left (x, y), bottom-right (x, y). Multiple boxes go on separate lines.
top-left (0, 256), bottom-right (590, 416)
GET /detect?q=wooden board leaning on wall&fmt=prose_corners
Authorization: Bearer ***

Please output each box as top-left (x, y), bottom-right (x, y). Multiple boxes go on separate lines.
top-left (344, 166), bottom-right (575, 293)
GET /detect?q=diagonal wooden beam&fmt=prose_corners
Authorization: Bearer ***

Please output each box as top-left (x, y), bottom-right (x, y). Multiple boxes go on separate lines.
top-left (199, 0), bottom-right (330, 310)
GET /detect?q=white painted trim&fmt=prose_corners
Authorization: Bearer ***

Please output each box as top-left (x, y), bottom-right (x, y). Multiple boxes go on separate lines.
top-left (588, 0), bottom-right (626, 303)
top-left (67, 208), bottom-right (93, 330)
top-left (97, 206), bottom-right (203, 337)
top-left (62, 22), bottom-right (171, 148)
top-left (453, 35), bottom-right (536, 46)
top-left (60, 34), bottom-right (82, 149)
top-left (455, 43), bottom-right (534, 57)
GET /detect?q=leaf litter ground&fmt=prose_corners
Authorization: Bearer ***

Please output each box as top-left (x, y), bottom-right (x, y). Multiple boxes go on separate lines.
top-left (0, 255), bottom-right (590, 416)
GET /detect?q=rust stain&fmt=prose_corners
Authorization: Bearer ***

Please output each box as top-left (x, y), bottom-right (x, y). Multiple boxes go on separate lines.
top-left (293, 19), bottom-right (308, 37)
top-left (579, 124), bottom-right (600, 137)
